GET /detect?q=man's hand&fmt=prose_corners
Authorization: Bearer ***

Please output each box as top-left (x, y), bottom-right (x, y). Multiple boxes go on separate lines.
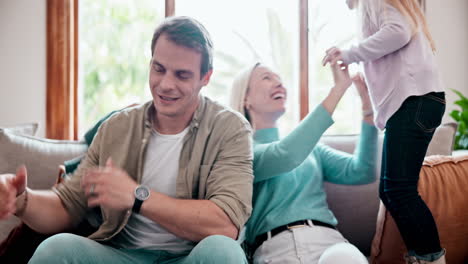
top-left (0, 166), bottom-right (27, 219)
top-left (81, 158), bottom-right (138, 210)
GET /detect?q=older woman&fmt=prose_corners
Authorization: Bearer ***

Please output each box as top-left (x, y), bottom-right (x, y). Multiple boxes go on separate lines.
top-left (230, 62), bottom-right (378, 264)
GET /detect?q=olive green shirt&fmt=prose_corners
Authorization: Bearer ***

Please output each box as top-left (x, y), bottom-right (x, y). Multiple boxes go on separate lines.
top-left (53, 96), bottom-right (254, 241)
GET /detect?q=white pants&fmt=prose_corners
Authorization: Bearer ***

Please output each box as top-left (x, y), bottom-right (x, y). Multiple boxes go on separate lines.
top-left (253, 221), bottom-right (368, 264)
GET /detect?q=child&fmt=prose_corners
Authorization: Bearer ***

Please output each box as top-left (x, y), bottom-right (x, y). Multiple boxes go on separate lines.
top-left (323, 0), bottom-right (446, 263)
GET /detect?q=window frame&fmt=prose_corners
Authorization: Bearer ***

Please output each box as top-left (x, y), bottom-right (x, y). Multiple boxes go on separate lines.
top-left (46, 0), bottom-right (78, 139)
top-left (46, 0), bottom-right (426, 139)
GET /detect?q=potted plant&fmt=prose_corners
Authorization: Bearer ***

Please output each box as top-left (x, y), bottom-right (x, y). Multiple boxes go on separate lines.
top-left (450, 89), bottom-right (468, 149)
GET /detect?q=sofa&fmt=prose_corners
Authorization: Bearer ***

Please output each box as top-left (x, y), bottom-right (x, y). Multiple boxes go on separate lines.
top-left (0, 122), bottom-right (464, 262)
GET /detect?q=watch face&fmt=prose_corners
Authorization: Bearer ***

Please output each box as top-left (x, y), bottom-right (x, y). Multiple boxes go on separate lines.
top-left (135, 186), bottom-right (150, 200)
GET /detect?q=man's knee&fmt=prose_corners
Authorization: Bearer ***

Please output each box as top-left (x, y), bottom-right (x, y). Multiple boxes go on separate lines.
top-left (319, 242), bottom-right (368, 264)
top-left (189, 235), bottom-right (246, 264)
top-left (29, 233), bottom-right (89, 264)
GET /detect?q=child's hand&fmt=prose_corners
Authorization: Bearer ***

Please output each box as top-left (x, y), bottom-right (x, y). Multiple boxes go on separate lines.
top-left (322, 47), bottom-right (344, 67)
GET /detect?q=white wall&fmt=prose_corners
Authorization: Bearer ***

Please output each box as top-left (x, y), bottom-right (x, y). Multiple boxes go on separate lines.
top-left (0, 0), bottom-right (466, 138)
top-left (426, 0), bottom-right (468, 123)
top-left (0, 0), bottom-right (46, 137)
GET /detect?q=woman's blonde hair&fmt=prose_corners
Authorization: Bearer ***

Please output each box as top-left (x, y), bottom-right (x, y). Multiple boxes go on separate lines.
top-left (359, 0), bottom-right (436, 52)
top-left (229, 63), bottom-right (260, 122)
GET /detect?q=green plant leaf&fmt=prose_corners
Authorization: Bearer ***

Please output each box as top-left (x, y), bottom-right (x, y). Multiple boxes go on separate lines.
top-left (459, 122), bottom-right (466, 135)
top-left (450, 110), bottom-right (460, 122)
top-left (452, 89), bottom-right (468, 149)
top-left (459, 135), bottom-right (468, 149)
top-left (461, 110), bottom-right (468, 121)
top-left (452, 88), bottom-right (468, 101)
top-left (454, 99), bottom-right (468, 110)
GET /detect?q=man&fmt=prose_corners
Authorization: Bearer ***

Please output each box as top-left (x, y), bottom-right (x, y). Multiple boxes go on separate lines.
top-left (0, 16), bottom-right (253, 263)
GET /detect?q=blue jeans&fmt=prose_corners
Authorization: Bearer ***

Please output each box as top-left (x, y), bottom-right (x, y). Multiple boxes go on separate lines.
top-left (379, 92), bottom-right (445, 257)
top-left (29, 233), bottom-right (247, 264)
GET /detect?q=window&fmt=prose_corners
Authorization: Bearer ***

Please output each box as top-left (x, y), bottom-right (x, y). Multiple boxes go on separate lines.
top-left (308, 0), bottom-right (362, 134)
top-left (176, 0), bottom-right (299, 135)
top-left (47, 1), bottom-right (425, 138)
top-left (78, 0), bottom-right (164, 136)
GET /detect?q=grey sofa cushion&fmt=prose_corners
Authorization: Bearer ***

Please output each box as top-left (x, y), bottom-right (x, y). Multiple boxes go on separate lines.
top-left (319, 122), bottom-right (457, 255)
top-left (1, 123), bottom-right (38, 136)
top-left (0, 129), bottom-right (87, 189)
top-left (0, 128), bottom-right (87, 241)
top-left (426, 122), bottom-right (457, 156)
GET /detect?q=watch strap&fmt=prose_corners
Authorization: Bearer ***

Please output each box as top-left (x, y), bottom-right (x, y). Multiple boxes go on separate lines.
top-left (132, 198), bottom-right (143, 213)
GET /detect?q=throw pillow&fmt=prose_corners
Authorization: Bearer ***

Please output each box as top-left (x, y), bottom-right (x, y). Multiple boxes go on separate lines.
top-left (0, 129), bottom-right (87, 190)
top-left (1, 123), bottom-right (38, 136)
top-left (426, 122), bottom-right (457, 156)
top-left (370, 155), bottom-right (468, 264)
top-left (0, 129), bottom-right (87, 242)
top-left (0, 109), bottom-right (123, 262)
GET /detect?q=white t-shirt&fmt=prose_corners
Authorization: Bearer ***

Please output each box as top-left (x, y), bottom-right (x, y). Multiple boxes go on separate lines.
top-left (113, 126), bottom-right (194, 253)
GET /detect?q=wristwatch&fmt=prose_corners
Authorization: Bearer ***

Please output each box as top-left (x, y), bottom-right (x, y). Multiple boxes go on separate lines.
top-left (132, 185), bottom-right (150, 213)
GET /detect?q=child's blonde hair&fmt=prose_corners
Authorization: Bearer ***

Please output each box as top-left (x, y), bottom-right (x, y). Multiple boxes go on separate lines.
top-left (359, 0), bottom-right (436, 52)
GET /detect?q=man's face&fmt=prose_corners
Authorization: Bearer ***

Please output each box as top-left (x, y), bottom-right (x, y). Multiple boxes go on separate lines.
top-left (149, 34), bottom-right (211, 120)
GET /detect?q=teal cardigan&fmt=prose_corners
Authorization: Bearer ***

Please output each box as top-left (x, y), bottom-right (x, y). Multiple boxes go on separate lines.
top-left (246, 105), bottom-right (378, 243)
